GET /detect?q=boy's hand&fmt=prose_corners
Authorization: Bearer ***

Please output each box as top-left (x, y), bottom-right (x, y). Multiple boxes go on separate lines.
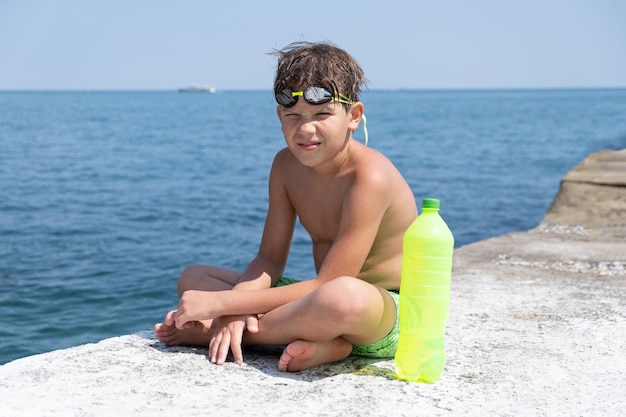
top-left (209, 314), bottom-right (259, 365)
top-left (173, 290), bottom-right (218, 329)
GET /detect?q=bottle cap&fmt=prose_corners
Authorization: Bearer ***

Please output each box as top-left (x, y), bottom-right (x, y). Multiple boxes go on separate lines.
top-left (422, 198), bottom-right (440, 209)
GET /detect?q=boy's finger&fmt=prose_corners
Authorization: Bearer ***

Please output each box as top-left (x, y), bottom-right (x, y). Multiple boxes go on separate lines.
top-left (216, 333), bottom-right (231, 365)
top-left (230, 331), bottom-right (244, 365)
top-left (209, 333), bottom-right (221, 364)
top-left (164, 310), bottom-right (177, 326)
top-left (173, 311), bottom-right (186, 329)
top-left (245, 315), bottom-right (259, 333)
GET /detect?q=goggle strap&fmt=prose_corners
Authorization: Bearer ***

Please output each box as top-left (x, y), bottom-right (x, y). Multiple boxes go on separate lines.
top-left (361, 114), bottom-right (369, 147)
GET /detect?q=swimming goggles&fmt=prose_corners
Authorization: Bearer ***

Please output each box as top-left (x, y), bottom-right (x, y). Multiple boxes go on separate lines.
top-left (275, 86), bottom-right (369, 146)
top-left (275, 86), bottom-right (354, 108)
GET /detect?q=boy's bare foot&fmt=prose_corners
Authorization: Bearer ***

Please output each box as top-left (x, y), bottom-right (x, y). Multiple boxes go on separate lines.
top-left (277, 338), bottom-right (353, 372)
top-left (153, 310), bottom-right (212, 347)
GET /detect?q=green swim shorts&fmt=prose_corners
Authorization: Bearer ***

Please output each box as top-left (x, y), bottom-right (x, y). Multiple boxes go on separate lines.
top-left (274, 277), bottom-right (400, 359)
top-left (275, 277), bottom-right (301, 287)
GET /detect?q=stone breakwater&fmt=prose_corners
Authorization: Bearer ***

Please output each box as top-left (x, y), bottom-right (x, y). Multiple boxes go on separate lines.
top-left (1, 150), bottom-right (625, 417)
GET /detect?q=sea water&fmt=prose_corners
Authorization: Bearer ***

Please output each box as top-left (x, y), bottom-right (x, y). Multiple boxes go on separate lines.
top-left (1, 89), bottom-right (625, 364)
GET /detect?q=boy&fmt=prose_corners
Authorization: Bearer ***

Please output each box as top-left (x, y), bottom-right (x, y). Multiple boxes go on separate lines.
top-left (154, 41), bottom-right (417, 372)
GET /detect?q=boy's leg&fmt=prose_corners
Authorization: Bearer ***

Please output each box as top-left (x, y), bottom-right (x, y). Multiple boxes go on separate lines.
top-left (153, 264), bottom-right (241, 346)
top-left (176, 264), bottom-right (241, 294)
top-left (244, 276), bottom-right (397, 371)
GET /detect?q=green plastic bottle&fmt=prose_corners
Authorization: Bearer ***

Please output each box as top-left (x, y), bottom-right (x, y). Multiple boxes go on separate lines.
top-left (394, 198), bottom-right (454, 383)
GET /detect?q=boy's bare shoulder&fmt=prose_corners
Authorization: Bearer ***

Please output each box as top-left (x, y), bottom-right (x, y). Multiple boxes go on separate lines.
top-left (354, 143), bottom-right (417, 216)
top-left (270, 147), bottom-right (298, 174)
top-left (273, 147), bottom-right (294, 164)
top-left (353, 144), bottom-right (406, 187)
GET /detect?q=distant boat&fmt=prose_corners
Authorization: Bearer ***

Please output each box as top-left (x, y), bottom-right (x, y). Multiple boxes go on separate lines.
top-left (178, 84), bottom-right (216, 93)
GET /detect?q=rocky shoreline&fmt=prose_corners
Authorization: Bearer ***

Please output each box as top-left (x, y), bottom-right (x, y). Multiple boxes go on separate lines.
top-left (1, 149), bottom-right (624, 417)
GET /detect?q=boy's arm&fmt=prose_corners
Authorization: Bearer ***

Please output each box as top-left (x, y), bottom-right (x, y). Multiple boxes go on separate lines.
top-left (234, 149), bottom-right (297, 291)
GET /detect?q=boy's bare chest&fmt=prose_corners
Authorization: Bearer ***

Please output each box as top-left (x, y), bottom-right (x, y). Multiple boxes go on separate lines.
top-left (288, 179), bottom-right (349, 241)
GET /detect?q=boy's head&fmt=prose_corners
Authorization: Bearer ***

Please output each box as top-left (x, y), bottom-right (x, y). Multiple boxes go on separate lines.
top-left (273, 42), bottom-right (366, 108)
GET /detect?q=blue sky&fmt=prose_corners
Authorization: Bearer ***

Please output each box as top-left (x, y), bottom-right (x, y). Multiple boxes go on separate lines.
top-left (1, 0), bottom-right (625, 90)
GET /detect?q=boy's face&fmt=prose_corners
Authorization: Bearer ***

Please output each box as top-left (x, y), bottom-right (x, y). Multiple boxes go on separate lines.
top-left (276, 98), bottom-right (363, 169)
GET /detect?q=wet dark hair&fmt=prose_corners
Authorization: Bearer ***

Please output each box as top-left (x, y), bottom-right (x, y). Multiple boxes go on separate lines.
top-left (272, 41), bottom-right (367, 108)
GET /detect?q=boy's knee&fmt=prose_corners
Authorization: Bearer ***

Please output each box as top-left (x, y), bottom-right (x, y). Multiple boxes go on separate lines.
top-left (317, 277), bottom-right (373, 323)
top-left (177, 264), bottom-right (206, 294)
top-left (179, 264), bottom-right (202, 283)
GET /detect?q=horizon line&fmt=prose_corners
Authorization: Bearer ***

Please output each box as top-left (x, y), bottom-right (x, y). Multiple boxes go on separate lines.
top-left (2, 86), bottom-right (626, 93)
